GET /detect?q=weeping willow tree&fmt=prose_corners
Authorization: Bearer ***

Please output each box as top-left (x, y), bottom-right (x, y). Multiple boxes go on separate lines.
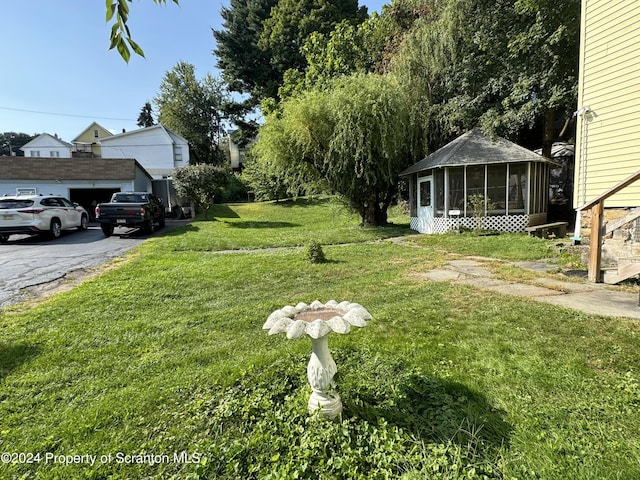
top-left (254, 73), bottom-right (412, 225)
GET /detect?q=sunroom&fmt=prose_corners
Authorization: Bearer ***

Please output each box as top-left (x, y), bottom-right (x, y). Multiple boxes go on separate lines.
top-left (400, 129), bottom-right (559, 234)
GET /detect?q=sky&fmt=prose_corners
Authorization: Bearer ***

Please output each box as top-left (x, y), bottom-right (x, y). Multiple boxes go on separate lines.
top-left (0, 0), bottom-right (387, 143)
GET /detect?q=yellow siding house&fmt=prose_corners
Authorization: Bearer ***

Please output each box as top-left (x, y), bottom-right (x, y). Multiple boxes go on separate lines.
top-left (71, 121), bottom-right (113, 157)
top-left (574, 0), bottom-right (640, 209)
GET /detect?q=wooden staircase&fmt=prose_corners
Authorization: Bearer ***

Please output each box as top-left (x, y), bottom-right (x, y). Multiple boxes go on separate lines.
top-left (603, 258), bottom-right (640, 284)
top-left (577, 170), bottom-right (640, 283)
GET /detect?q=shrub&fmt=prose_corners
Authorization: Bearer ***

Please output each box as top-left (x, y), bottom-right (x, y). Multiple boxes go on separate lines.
top-left (304, 241), bottom-right (326, 264)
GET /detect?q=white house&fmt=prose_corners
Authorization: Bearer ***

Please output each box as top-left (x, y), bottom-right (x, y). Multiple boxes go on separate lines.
top-left (96, 124), bottom-right (190, 214)
top-left (5, 124), bottom-right (192, 217)
top-left (98, 124), bottom-right (189, 179)
top-left (20, 133), bottom-right (72, 158)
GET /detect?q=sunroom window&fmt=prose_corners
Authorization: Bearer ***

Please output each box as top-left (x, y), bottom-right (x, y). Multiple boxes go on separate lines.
top-left (487, 165), bottom-right (507, 212)
top-left (448, 167), bottom-right (465, 212)
top-left (443, 163), bottom-right (532, 217)
top-left (508, 163), bottom-right (527, 213)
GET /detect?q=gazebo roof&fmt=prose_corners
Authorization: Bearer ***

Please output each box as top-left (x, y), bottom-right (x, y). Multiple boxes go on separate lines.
top-left (400, 128), bottom-right (558, 176)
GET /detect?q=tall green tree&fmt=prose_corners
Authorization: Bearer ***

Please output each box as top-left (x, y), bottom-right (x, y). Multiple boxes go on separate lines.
top-left (241, 151), bottom-right (310, 201)
top-left (213, 0), bottom-right (280, 102)
top-left (136, 102), bottom-right (156, 127)
top-left (391, 0), bottom-right (580, 155)
top-left (0, 132), bottom-right (34, 157)
top-left (154, 62), bottom-right (230, 164)
top-left (278, 21), bottom-right (365, 99)
top-left (307, 20), bottom-right (376, 75)
top-left (215, 0), bottom-right (367, 106)
top-left (259, 0), bottom-right (367, 80)
top-left (504, 0), bottom-right (581, 156)
top-left (374, 0), bottom-right (437, 73)
top-left (277, 0), bottom-right (435, 100)
top-left (213, 0), bottom-right (280, 143)
top-left (255, 74), bottom-right (412, 225)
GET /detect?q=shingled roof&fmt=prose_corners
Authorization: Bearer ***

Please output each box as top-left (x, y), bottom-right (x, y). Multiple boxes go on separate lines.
top-left (400, 128), bottom-right (558, 176)
top-left (0, 158), bottom-right (152, 181)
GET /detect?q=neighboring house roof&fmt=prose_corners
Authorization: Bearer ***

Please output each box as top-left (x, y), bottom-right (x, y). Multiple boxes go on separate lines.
top-left (20, 133), bottom-right (72, 151)
top-left (0, 158), bottom-right (152, 181)
top-left (535, 142), bottom-right (575, 158)
top-left (400, 128), bottom-right (557, 176)
top-left (162, 125), bottom-right (189, 145)
top-left (71, 122), bottom-right (113, 143)
top-left (98, 123), bottom-right (188, 145)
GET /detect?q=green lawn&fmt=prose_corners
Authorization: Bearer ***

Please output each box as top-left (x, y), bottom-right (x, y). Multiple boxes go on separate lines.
top-left (1, 198), bottom-right (639, 479)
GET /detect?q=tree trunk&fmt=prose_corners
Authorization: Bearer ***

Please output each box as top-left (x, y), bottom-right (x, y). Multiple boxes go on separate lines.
top-left (360, 194), bottom-right (388, 226)
top-left (542, 107), bottom-right (556, 159)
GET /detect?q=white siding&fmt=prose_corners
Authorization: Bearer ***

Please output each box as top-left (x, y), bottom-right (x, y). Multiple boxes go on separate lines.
top-left (19, 134), bottom-right (72, 158)
top-left (99, 125), bottom-right (189, 179)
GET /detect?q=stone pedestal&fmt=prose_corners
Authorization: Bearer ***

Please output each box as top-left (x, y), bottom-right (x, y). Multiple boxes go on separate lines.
top-left (307, 336), bottom-right (341, 418)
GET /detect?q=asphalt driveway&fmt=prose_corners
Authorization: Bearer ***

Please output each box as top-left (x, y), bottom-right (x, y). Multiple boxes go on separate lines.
top-left (0, 220), bottom-right (189, 308)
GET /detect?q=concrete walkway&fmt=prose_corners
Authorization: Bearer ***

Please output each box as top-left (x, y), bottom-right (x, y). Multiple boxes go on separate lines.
top-left (419, 257), bottom-right (640, 320)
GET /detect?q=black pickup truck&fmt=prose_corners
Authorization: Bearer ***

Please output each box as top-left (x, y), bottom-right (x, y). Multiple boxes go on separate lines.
top-left (95, 192), bottom-right (165, 236)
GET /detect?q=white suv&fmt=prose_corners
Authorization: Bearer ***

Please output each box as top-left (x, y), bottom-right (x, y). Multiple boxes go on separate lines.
top-left (0, 195), bottom-right (89, 243)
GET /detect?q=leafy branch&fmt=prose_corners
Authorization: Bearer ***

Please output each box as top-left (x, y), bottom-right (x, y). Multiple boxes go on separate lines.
top-left (106, 0), bottom-right (179, 62)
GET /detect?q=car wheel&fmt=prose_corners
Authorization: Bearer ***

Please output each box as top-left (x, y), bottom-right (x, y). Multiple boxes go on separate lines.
top-left (49, 219), bottom-right (62, 239)
top-left (78, 214), bottom-right (88, 230)
top-left (101, 224), bottom-right (114, 237)
top-left (0, 234), bottom-right (9, 244)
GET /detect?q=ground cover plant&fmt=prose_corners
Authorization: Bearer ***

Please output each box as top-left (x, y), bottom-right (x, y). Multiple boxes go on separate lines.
top-left (1, 198), bottom-right (639, 479)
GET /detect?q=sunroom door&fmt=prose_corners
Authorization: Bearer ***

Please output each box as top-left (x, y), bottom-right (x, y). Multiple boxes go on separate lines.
top-left (418, 176), bottom-right (434, 233)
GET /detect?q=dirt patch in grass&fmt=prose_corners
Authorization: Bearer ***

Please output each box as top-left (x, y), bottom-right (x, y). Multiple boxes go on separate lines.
top-left (6, 262), bottom-right (120, 311)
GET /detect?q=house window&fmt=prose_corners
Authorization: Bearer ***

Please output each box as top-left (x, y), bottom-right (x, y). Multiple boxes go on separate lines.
top-left (419, 179), bottom-right (432, 207)
top-left (50, 151), bottom-right (60, 157)
top-left (94, 129), bottom-right (99, 138)
top-left (30, 150), bottom-right (40, 157)
top-left (174, 146), bottom-right (183, 162)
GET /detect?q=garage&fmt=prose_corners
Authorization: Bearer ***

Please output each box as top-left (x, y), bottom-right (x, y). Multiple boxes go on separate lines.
top-left (69, 188), bottom-right (121, 221)
top-left (0, 158), bottom-right (153, 221)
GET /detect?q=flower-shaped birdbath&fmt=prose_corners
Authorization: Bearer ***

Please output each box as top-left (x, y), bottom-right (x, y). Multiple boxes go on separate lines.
top-left (263, 300), bottom-right (371, 419)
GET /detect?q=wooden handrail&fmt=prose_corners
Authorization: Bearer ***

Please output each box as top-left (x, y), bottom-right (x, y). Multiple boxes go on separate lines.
top-left (578, 169), bottom-right (640, 282)
top-left (577, 170), bottom-right (640, 211)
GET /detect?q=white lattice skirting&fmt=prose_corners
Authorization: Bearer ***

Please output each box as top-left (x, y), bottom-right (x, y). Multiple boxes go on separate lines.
top-left (410, 215), bottom-right (529, 234)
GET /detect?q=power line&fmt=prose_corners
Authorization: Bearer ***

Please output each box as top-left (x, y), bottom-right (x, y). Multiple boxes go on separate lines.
top-left (0, 106), bottom-right (133, 122)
